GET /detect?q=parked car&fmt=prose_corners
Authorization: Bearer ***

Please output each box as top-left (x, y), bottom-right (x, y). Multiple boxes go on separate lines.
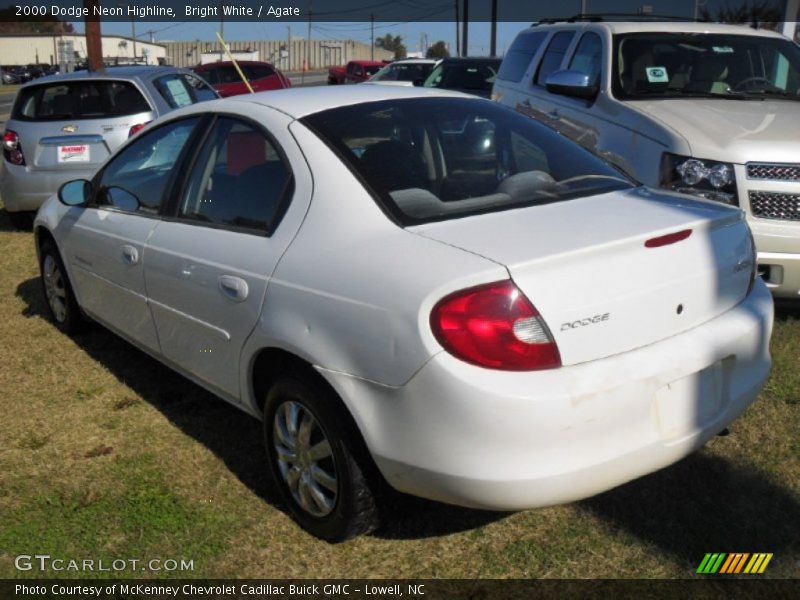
top-left (494, 19), bottom-right (800, 298)
top-left (328, 60), bottom-right (385, 84)
top-left (193, 61), bottom-right (291, 98)
top-left (1, 67), bottom-right (19, 85)
top-left (366, 58), bottom-right (437, 86)
top-left (1, 66), bottom-right (217, 229)
top-left (421, 57), bottom-right (502, 98)
top-left (34, 85), bottom-right (772, 541)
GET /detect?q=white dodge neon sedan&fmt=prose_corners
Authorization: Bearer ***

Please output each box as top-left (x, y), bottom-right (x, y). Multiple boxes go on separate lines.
top-left (33, 85), bottom-right (773, 541)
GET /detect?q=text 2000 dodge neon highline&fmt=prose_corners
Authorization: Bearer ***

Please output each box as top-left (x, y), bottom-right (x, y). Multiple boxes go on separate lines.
top-left (32, 85), bottom-right (773, 541)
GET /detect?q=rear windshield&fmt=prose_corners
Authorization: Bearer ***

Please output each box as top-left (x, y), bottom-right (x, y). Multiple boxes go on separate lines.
top-left (13, 80), bottom-right (151, 120)
top-left (371, 62), bottom-right (435, 82)
top-left (424, 60), bottom-right (501, 92)
top-left (302, 98), bottom-right (634, 225)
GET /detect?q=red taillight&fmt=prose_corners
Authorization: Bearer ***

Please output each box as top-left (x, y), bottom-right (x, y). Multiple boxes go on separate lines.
top-left (3, 130), bottom-right (25, 165)
top-left (431, 280), bottom-right (561, 371)
top-left (129, 122), bottom-right (150, 137)
top-left (645, 229), bottom-right (692, 248)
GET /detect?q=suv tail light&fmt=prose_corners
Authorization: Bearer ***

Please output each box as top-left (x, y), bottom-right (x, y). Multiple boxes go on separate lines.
top-left (3, 130), bottom-right (25, 165)
top-left (431, 280), bottom-right (561, 371)
top-left (129, 122), bottom-right (151, 137)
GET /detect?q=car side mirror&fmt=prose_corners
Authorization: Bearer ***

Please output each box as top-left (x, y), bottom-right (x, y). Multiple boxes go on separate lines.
top-left (545, 70), bottom-right (598, 100)
top-left (57, 179), bottom-right (92, 207)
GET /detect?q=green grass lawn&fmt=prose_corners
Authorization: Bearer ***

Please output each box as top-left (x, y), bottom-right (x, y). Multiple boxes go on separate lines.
top-left (0, 208), bottom-right (798, 579)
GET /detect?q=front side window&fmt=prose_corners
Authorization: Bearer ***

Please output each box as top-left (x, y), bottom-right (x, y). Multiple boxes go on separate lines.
top-left (178, 118), bottom-right (292, 234)
top-left (96, 118), bottom-right (200, 214)
top-left (613, 32), bottom-right (800, 99)
top-left (569, 32), bottom-right (603, 87)
top-left (13, 80), bottom-right (151, 120)
top-left (302, 98), bottom-right (633, 225)
top-left (536, 31), bottom-right (576, 86)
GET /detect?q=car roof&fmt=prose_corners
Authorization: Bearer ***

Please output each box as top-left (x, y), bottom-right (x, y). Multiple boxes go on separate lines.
top-left (531, 20), bottom-right (786, 39)
top-left (21, 66), bottom-right (187, 86)
top-left (209, 84), bottom-right (474, 119)
top-left (196, 61), bottom-right (276, 68)
top-left (439, 57), bottom-right (502, 64)
top-left (389, 58), bottom-right (437, 64)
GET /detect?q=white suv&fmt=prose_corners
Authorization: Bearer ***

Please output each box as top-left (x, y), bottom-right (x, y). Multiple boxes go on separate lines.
top-left (493, 20), bottom-right (800, 298)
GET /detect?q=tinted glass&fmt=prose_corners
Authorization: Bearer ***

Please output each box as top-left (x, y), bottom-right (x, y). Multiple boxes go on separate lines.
top-left (303, 98), bottom-right (633, 225)
top-left (424, 60), bottom-right (501, 92)
top-left (569, 32), bottom-right (603, 86)
top-left (179, 118), bottom-right (292, 233)
top-left (217, 66), bottom-right (239, 84)
top-left (155, 73), bottom-right (215, 108)
top-left (497, 31), bottom-right (548, 82)
top-left (14, 81), bottom-right (150, 120)
top-left (536, 31), bottom-right (576, 86)
top-left (613, 32), bottom-right (800, 98)
top-left (243, 64), bottom-right (275, 80)
top-left (371, 62), bottom-right (434, 82)
top-left (97, 118), bottom-right (199, 214)
top-left (198, 67), bottom-right (219, 84)
top-left (365, 65), bottom-right (382, 76)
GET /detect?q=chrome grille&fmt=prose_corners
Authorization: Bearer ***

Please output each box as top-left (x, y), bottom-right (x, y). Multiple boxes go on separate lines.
top-left (749, 191), bottom-right (800, 221)
top-left (746, 163), bottom-right (800, 182)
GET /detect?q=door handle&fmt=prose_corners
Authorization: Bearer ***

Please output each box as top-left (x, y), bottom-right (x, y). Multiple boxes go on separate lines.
top-left (121, 244), bottom-right (139, 265)
top-left (218, 275), bottom-right (249, 302)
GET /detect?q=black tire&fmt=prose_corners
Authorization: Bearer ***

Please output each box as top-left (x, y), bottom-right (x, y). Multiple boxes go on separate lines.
top-left (6, 211), bottom-right (33, 230)
top-left (263, 377), bottom-right (379, 542)
top-left (39, 239), bottom-right (85, 335)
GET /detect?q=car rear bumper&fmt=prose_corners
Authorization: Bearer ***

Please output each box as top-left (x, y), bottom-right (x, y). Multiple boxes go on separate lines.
top-left (0, 161), bottom-right (96, 213)
top-left (320, 280), bottom-right (773, 510)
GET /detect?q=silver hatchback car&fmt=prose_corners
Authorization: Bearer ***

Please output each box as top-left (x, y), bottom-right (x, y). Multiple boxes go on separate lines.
top-left (1, 66), bottom-right (217, 228)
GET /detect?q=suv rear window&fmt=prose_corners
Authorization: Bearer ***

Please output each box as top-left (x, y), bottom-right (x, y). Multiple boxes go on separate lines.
top-left (497, 31), bottom-right (548, 82)
top-left (302, 98), bottom-right (633, 226)
top-left (13, 80), bottom-right (151, 120)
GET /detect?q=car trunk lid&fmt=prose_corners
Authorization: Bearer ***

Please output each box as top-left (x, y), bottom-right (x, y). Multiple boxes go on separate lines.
top-left (411, 188), bottom-right (754, 366)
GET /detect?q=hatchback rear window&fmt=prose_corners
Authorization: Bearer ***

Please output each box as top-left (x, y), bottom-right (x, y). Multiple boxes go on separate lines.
top-left (302, 98), bottom-right (634, 225)
top-left (242, 64), bottom-right (275, 80)
top-left (13, 80), bottom-right (150, 120)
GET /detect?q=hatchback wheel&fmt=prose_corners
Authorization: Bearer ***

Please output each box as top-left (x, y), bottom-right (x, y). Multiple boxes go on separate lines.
top-left (263, 377), bottom-right (379, 542)
top-left (39, 240), bottom-right (84, 334)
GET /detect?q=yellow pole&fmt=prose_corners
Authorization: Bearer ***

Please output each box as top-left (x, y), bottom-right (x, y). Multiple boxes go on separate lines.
top-left (215, 31), bottom-right (254, 93)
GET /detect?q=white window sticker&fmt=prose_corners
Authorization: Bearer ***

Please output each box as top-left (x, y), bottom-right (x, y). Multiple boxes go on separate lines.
top-left (713, 46), bottom-right (735, 53)
top-left (165, 78), bottom-right (193, 107)
top-left (58, 144), bottom-right (90, 163)
top-left (646, 66), bottom-right (669, 83)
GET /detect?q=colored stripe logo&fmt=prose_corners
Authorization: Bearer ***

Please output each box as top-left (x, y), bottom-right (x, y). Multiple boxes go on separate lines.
top-left (697, 553), bottom-right (773, 574)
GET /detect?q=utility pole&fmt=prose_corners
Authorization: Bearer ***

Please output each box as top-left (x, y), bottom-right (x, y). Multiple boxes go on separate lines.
top-left (302, 1), bottom-right (312, 85)
top-left (462, 0), bottom-right (469, 57)
top-left (370, 14), bottom-right (375, 60)
top-left (454, 0), bottom-right (460, 57)
top-left (219, 0), bottom-right (224, 61)
top-left (84, 0), bottom-right (104, 72)
top-left (131, 16), bottom-right (136, 62)
top-left (287, 25), bottom-right (291, 71)
top-left (490, 0), bottom-right (497, 57)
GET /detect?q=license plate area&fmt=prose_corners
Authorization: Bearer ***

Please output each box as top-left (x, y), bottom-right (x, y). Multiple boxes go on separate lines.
top-left (654, 357), bottom-right (734, 440)
top-left (58, 144), bottom-right (90, 163)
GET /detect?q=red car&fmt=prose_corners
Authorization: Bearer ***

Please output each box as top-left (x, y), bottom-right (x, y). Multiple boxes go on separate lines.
top-left (193, 61), bottom-right (291, 97)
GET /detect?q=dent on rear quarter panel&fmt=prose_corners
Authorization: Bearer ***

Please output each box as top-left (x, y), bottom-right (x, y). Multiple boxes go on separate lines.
top-left (242, 121), bottom-right (506, 396)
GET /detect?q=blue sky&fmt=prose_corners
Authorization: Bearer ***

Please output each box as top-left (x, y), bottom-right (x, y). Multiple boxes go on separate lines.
top-left (76, 0), bottom-right (787, 55)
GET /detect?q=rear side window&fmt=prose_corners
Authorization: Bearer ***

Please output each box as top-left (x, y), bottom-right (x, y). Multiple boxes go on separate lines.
top-left (13, 80), bottom-right (150, 120)
top-left (497, 31), bottom-right (548, 83)
top-left (536, 31), bottom-right (576, 86)
top-left (178, 118), bottom-right (293, 234)
top-left (154, 73), bottom-right (216, 109)
top-left (243, 64), bottom-right (275, 80)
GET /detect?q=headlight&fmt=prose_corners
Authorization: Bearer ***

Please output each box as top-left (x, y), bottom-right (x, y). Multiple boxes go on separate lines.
top-left (660, 153), bottom-right (738, 205)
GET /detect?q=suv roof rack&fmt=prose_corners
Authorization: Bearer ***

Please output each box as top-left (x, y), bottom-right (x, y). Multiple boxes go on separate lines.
top-left (532, 13), bottom-right (700, 26)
